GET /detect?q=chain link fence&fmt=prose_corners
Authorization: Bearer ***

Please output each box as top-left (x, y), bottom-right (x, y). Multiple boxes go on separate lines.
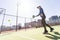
top-left (0, 8), bottom-right (39, 33)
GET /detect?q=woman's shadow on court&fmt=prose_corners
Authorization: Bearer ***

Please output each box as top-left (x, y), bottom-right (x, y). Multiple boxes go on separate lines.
top-left (45, 32), bottom-right (60, 40)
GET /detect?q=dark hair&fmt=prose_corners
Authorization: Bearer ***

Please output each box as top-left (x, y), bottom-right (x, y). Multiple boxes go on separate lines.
top-left (37, 6), bottom-right (41, 8)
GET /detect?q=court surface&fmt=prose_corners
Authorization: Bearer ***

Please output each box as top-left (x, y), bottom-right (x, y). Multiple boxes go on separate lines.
top-left (0, 25), bottom-right (60, 40)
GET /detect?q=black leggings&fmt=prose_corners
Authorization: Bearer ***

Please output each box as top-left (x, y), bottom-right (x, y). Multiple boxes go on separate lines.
top-left (41, 17), bottom-right (51, 31)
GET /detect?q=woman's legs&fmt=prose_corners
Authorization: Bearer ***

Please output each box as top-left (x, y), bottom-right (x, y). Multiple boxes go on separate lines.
top-left (41, 18), bottom-right (48, 34)
top-left (41, 17), bottom-right (54, 34)
top-left (46, 23), bottom-right (54, 32)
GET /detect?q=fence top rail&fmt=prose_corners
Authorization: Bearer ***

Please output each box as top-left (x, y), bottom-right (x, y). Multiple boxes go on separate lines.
top-left (0, 8), bottom-right (38, 20)
top-left (1, 13), bottom-right (38, 20)
top-left (0, 8), bottom-right (6, 10)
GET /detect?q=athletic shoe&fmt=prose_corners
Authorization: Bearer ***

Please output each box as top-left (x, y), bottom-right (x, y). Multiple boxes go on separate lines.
top-left (50, 28), bottom-right (54, 32)
top-left (43, 31), bottom-right (48, 34)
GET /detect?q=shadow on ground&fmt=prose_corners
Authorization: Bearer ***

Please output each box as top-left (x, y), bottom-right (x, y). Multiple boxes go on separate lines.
top-left (45, 32), bottom-right (60, 40)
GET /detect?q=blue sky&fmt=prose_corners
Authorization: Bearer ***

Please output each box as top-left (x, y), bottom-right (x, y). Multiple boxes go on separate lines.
top-left (0, 0), bottom-right (60, 26)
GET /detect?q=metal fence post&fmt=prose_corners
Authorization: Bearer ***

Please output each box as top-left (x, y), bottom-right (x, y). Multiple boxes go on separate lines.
top-left (25, 17), bottom-right (26, 31)
top-left (0, 8), bottom-right (6, 33)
